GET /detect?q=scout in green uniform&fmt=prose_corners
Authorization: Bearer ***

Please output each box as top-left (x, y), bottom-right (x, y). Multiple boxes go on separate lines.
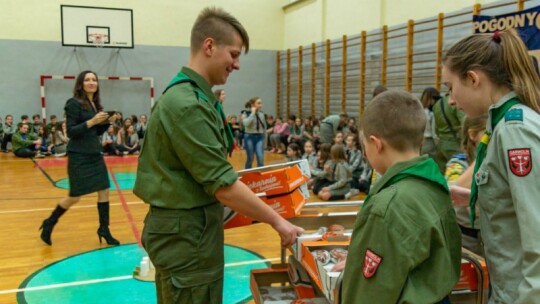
top-left (133, 8), bottom-right (303, 304)
top-left (443, 29), bottom-right (540, 303)
top-left (11, 123), bottom-right (41, 158)
top-left (433, 94), bottom-right (465, 173)
top-left (337, 91), bottom-right (461, 303)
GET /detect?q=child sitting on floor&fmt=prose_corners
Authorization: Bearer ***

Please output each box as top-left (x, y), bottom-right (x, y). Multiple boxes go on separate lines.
top-left (317, 144), bottom-right (351, 201)
top-left (286, 142), bottom-right (302, 162)
top-left (310, 143), bottom-right (332, 193)
top-left (302, 140), bottom-right (317, 165)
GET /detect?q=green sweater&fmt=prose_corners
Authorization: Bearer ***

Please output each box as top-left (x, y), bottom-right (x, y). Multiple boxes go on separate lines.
top-left (12, 131), bottom-right (38, 152)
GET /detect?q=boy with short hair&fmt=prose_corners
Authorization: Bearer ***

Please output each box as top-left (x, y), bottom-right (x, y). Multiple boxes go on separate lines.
top-left (31, 114), bottom-right (42, 134)
top-left (339, 90), bottom-right (461, 303)
top-left (18, 115), bottom-right (30, 130)
top-left (47, 115), bottom-right (58, 132)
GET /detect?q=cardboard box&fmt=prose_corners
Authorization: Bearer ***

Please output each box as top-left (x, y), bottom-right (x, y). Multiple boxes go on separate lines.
top-left (250, 264), bottom-right (296, 304)
top-left (224, 184), bottom-right (310, 229)
top-left (300, 241), bottom-right (349, 301)
top-left (239, 160), bottom-right (311, 197)
top-left (250, 263), bottom-right (327, 304)
top-left (262, 184), bottom-right (309, 219)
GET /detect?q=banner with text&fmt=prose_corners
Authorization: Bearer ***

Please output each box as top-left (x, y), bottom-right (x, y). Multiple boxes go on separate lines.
top-left (473, 5), bottom-right (540, 71)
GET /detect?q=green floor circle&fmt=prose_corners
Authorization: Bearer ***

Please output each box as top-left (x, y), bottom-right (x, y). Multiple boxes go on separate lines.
top-left (18, 244), bottom-right (268, 304)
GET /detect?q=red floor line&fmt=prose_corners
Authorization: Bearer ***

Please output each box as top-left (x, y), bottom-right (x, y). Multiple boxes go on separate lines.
top-left (108, 167), bottom-right (142, 247)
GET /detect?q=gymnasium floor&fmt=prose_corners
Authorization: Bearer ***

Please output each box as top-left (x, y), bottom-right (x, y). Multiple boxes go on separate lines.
top-left (0, 150), bottom-right (361, 304)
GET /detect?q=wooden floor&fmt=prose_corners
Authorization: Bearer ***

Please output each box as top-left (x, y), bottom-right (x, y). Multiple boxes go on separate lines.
top-left (0, 150), bottom-right (362, 304)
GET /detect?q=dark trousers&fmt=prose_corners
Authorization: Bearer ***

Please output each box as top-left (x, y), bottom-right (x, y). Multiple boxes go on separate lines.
top-left (14, 147), bottom-right (37, 158)
top-left (1, 134), bottom-right (12, 151)
top-left (103, 143), bottom-right (120, 155)
top-left (118, 144), bottom-right (139, 154)
top-left (142, 204), bottom-right (224, 304)
top-left (313, 178), bottom-right (333, 195)
top-left (351, 177), bottom-right (371, 193)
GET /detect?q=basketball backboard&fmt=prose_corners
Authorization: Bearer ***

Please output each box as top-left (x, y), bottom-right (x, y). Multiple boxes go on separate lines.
top-left (61, 5), bottom-right (134, 48)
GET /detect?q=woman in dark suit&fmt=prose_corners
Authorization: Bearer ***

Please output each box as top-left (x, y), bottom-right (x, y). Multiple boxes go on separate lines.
top-left (39, 70), bottom-right (120, 246)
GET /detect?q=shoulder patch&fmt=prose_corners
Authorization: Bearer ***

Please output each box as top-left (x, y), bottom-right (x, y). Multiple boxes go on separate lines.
top-left (505, 108), bottom-right (523, 123)
top-left (363, 249), bottom-right (382, 278)
top-left (508, 148), bottom-right (532, 177)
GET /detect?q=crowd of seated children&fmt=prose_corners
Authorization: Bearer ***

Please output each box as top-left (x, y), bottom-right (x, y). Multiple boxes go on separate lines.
top-left (116, 125), bottom-right (140, 155)
top-left (2, 111), bottom-right (149, 158)
top-left (102, 124), bottom-right (121, 156)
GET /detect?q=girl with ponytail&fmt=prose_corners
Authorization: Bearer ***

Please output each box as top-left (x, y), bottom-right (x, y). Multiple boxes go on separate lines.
top-left (442, 29), bottom-right (540, 303)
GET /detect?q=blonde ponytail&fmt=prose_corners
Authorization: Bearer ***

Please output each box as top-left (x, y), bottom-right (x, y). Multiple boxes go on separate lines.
top-left (499, 30), bottom-right (540, 113)
top-left (443, 29), bottom-right (540, 113)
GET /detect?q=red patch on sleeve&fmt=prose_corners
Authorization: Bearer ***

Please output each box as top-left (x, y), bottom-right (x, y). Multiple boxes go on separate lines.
top-left (362, 249), bottom-right (382, 279)
top-left (508, 148), bottom-right (532, 177)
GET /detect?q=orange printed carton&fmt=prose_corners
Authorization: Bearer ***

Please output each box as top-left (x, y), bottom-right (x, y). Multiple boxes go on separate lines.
top-left (300, 240), bottom-right (349, 296)
top-left (239, 160), bottom-right (311, 197)
top-left (224, 183), bottom-right (310, 229)
top-left (261, 184), bottom-right (310, 219)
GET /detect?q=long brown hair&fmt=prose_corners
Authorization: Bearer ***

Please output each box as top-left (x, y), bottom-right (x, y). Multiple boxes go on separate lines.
top-left (443, 29), bottom-right (540, 113)
top-left (318, 143), bottom-right (332, 166)
top-left (420, 87), bottom-right (440, 109)
top-left (330, 144), bottom-right (347, 162)
top-left (461, 115), bottom-right (488, 161)
top-left (73, 70), bottom-right (102, 112)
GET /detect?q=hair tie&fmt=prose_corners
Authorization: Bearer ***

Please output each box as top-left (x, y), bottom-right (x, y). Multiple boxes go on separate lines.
top-left (493, 30), bottom-right (501, 43)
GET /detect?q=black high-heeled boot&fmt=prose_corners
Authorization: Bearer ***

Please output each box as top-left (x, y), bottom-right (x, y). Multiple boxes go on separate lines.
top-left (39, 205), bottom-right (67, 245)
top-left (97, 202), bottom-right (120, 246)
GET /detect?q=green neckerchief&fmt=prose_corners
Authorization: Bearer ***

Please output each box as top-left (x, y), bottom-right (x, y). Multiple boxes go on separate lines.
top-left (469, 97), bottom-right (520, 227)
top-left (364, 157), bottom-right (448, 206)
top-left (164, 69), bottom-right (235, 156)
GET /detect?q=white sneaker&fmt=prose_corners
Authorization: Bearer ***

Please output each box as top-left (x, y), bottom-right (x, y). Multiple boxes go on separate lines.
top-left (344, 189), bottom-right (360, 200)
top-left (35, 152), bottom-right (45, 158)
top-left (54, 152), bottom-right (66, 157)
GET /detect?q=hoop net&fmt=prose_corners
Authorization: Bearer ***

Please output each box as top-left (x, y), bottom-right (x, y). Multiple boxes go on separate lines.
top-left (88, 34), bottom-right (109, 48)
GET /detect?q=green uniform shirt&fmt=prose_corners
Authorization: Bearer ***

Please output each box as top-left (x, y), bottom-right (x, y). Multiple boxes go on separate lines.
top-left (341, 156), bottom-right (461, 303)
top-left (12, 131), bottom-right (38, 152)
top-left (133, 67), bottom-right (238, 209)
top-left (475, 92), bottom-right (540, 303)
top-left (433, 96), bottom-right (465, 142)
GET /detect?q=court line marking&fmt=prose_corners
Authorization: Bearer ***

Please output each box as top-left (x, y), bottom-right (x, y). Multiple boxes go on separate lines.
top-left (0, 257), bottom-right (280, 295)
top-left (109, 167), bottom-right (142, 247)
top-left (31, 158), bottom-right (56, 185)
top-left (0, 201), bottom-right (144, 215)
top-left (0, 275), bottom-right (133, 295)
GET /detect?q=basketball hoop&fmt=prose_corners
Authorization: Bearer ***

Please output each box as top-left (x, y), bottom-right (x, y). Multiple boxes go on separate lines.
top-left (88, 33), bottom-right (109, 48)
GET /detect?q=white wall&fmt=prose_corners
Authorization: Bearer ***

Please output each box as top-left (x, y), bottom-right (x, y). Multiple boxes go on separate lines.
top-left (0, 0), bottom-right (285, 50)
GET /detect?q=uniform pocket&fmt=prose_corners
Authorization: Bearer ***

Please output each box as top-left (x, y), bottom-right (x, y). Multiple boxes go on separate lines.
top-left (142, 213), bottom-right (202, 271)
top-left (474, 167), bottom-right (489, 186)
top-left (145, 216), bottom-right (179, 234)
top-left (166, 274), bottom-right (222, 304)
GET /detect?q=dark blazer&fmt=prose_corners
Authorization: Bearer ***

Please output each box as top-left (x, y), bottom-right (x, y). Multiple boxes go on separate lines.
top-left (65, 98), bottom-right (109, 154)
